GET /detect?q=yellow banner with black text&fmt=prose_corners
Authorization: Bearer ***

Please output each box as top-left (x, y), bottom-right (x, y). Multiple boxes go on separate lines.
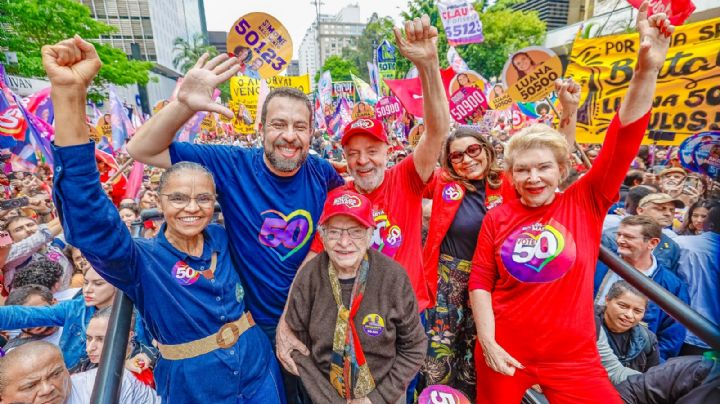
top-left (229, 75), bottom-right (311, 134)
top-left (566, 17), bottom-right (720, 145)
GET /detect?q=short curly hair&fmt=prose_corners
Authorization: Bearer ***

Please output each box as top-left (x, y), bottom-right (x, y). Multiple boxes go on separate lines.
top-left (11, 258), bottom-right (63, 291)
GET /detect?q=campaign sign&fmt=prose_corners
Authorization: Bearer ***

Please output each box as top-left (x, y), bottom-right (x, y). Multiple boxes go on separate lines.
top-left (418, 385), bottom-right (471, 404)
top-left (352, 101), bottom-right (376, 120)
top-left (375, 96), bottom-right (402, 119)
top-left (449, 87), bottom-right (489, 124)
top-left (679, 131), bottom-right (720, 173)
top-left (227, 13), bottom-right (293, 79)
top-left (694, 139), bottom-right (720, 180)
top-left (502, 47), bottom-right (563, 103)
top-left (408, 122), bottom-right (425, 147)
top-left (438, 0), bottom-right (484, 46)
top-left (488, 82), bottom-right (513, 110)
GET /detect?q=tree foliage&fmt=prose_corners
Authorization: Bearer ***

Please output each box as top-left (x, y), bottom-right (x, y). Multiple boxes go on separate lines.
top-left (172, 33), bottom-right (218, 74)
top-left (399, 0), bottom-right (546, 79)
top-left (315, 55), bottom-right (360, 83)
top-left (341, 13), bottom-right (398, 81)
top-left (0, 0), bottom-right (153, 100)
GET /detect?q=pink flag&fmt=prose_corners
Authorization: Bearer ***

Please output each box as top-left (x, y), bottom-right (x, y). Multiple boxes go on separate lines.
top-left (123, 161), bottom-right (145, 200)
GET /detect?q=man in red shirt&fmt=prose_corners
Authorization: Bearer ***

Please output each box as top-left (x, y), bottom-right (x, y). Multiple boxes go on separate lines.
top-left (276, 14), bottom-right (450, 376)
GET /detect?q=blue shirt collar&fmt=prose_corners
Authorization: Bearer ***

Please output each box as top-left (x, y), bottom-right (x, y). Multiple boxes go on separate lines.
top-left (156, 223), bottom-right (218, 262)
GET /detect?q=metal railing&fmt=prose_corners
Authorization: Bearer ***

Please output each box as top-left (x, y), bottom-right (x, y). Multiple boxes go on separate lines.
top-left (90, 240), bottom-right (720, 403)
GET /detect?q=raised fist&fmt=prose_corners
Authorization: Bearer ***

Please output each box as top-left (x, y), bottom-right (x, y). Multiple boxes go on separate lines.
top-left (41, 35), bottom-right (102, 90)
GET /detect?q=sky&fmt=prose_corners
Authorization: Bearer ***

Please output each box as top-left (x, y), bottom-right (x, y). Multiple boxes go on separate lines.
top-left (203, 0), bottom-right (409, 57)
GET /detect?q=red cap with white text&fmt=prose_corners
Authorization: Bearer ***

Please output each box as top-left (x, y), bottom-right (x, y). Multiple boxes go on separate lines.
top-left (341, 118), bottom-right (389, 146)
top-left (319, 188), bottom-right (375, 228)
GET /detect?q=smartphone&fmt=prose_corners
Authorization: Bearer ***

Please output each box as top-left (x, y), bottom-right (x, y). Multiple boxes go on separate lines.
top-left (0, 197), bottom-right (29, 211)
top-left (684, 176), bottom-right (702, 193)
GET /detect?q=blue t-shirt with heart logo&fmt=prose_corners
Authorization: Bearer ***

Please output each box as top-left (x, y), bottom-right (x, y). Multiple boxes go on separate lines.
top-left (170, 142), bottom-right (344, 330)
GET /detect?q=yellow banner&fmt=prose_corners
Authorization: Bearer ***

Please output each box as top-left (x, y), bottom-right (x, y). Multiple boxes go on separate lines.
top-left (230, 74), bottom-right (311, 134)
top-left (566, 17), bottom-right (720, 145)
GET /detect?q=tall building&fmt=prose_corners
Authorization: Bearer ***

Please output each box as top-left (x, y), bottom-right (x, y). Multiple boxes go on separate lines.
top-left (208, 30), bottom-right (227, 54)
top-left (512, 0), bottom-right (571, 29)
top-left (79, 0), bottom-right (207, 110)
top-left (298, 4), bottom-right (365, 85)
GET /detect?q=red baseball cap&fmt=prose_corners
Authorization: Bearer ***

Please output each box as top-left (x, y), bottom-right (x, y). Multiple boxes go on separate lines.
top-left (319, 189), bottom-right (375, 228)
top-left (341, 118), bottom-right (388, 146)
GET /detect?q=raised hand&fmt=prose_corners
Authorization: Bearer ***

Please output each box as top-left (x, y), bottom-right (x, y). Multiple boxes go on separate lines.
top-left (555, 78), bottom-right (581, 113)
top-left (393, 15), bottom-right (439, 67)
top-left (176, 53), bottom-right (241, 118)
top-left (41, 35), bottom-right (101, 90)
top-left (636, 1), bottom-right (674, 74)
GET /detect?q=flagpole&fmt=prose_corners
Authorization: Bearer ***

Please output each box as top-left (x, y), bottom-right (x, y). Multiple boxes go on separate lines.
top-left (106, 157), bottom-right (135, 184)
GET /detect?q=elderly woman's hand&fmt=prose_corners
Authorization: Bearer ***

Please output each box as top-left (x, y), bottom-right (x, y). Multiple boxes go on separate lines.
top-left (481, 340), bottom-right (524, 376)
top-left (275, 317), bottom-right (309, 376)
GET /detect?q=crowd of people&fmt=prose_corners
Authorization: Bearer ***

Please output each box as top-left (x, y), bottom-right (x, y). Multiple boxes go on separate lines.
top-left (0, 4), bottom-right (718, 404)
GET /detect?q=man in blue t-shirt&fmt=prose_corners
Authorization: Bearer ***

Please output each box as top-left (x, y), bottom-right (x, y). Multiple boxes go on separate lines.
top-left (127, 56), bottom-right (343, 403)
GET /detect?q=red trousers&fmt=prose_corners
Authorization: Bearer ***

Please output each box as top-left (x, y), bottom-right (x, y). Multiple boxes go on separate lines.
top-left (474, 343), bottom-right (622, 404)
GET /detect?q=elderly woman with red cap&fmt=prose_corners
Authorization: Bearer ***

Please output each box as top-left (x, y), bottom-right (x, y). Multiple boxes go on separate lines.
top-left (285, 188), bottom-right (427, 404)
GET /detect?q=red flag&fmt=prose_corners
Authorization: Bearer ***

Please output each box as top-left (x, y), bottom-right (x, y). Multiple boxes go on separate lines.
top-left (627, 0), bottom-right (695, 25)
top-left (384, 68), bottom-right (456, 118)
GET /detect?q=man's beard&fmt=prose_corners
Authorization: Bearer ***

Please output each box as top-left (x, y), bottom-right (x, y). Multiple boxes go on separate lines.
top-left (352, 164), bottom-right (385, 193)
top-left (265, 139), bottom-right (308, 173)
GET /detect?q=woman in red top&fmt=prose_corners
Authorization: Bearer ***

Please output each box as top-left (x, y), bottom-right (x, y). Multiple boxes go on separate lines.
top-left (420, 83), bottom-right (580, 397)
top-left (468, 5), bottom-right (673, 403)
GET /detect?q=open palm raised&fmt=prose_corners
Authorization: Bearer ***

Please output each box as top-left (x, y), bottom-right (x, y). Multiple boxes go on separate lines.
top-left (176, 53), bottom-right (241, 118)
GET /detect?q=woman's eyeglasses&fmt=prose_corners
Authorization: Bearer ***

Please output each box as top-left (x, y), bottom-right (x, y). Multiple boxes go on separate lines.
top-left (449, 143), bottom-right (484, 164)
top-left (161, 193), bottom-right (216, 209)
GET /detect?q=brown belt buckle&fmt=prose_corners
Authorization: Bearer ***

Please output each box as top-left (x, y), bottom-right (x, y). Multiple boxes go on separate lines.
top-left (216, 322), bottom-right (240, 349)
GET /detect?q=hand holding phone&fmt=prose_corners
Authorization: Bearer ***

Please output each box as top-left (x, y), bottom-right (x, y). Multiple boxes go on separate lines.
top-left (0, 231), bottom-right (12, 248)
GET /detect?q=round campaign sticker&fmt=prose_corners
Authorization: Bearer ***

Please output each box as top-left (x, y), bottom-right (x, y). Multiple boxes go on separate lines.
top-left (418, 385), bottom-right (471, 404)
top-left (442, 183), bottom-right (464, 202)
top-left (352, 101), bottom-right (376, 120)
top-left (502, 46), bottom-right (563, 103)
top-left (375, 96), bottom-right (402, 119)
top-left (227, 12), bottom-right (293, 79)
top-left (172, 261), bottom-right (200, 286)
top-left (488, 82), bottom-right (513, 110)
top-left (500, 219), bottom-right (577, 283)
top-left (692, 138), bottom-right (720, 180)
top-left (361, 314), bottom-right (385, 337)
top-left (449, 87), bottom-right (489, 124)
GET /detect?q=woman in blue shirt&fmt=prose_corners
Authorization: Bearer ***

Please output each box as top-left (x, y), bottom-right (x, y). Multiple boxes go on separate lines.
top-left (0, 267), bottom-right (114, 368)
top-left (43, 36), bottom-right (283, 403)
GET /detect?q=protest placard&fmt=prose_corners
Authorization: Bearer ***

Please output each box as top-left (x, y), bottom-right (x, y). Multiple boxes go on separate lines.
top-left (227, 13), bottom-right (293, 79)
top-left (438, 0), bottom-right (484, 47)
top-left (566, 17), bottom-right (720, 145)
top-left (502, 47), bottom-right (563, 103)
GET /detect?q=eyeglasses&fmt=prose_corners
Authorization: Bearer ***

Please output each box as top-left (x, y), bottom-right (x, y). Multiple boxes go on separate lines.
top-left (322, 226), bottom-right (367, 240)
top-left (448, 143), bottom-right (484, 164)
top-left (161, 193), bottom-right (216, 209)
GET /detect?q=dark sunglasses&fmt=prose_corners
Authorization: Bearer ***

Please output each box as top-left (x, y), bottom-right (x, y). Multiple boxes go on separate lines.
top-left (449, 143), bottom-right (484, 164)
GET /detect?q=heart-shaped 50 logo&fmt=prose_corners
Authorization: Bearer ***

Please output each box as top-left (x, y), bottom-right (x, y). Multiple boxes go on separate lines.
top-left (500, 220), bottom-right (576, 283)
top-left (258, 209), bottom-right (314, 262)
